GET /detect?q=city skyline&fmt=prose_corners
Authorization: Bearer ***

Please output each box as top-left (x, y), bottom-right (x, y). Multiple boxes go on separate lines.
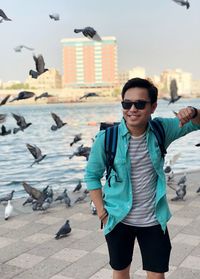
top-left (1, 0), bottom-right (200, 82)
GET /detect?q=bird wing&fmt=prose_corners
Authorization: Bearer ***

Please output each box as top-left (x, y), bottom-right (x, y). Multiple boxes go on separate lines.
top-left (0, 114), bottom-right (6, 123)
top-left (12, 113), bottom-right (26, 127)
top-left (51, 112), bottom-right (63, 126)
top-left (0, 9), bottom-right (8, 19)
top-left (22, 182), bottom-right (43, 200)
top-left (36, 55), bottom-right (45, 73)
top-left (0, 95), bottom-right (10, 105)
top-left (26, 144), bottom-right (41, 159)
top-left (22, 45), bottom-right (34, 51)
top-left (170, 79), bottom-right (178, 99)
top-left (172, 0), bottom-right (185, 6)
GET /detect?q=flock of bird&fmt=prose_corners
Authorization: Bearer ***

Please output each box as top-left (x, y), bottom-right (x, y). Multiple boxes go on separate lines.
top-left (0, 0), bottom-right (198, 239)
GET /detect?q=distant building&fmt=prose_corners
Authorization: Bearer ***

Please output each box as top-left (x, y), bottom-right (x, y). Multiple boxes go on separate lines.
top-left (118, 67), bottom-right (146, 86)
top-left (2, 80), bottom-right (21, 89)
top-left (191, 80), bottom-right (200, 97)
top-left (160, 69), bottom-right (192, 97)
top-left (26, 69), bottom-right (62, 89)
top-left (61, 37), bottom-right (118, 88)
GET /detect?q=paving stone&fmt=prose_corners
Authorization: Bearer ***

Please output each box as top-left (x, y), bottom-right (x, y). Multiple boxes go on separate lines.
top-left (0, 220), bottom-right (29, 230)
top-left (167, 267), bottom-right (200, 279)
top-left (180, 255), bottom-right (200, 270)
top-left (93, 242), bottom-right (108, 255)
top-left (168, 216), bottom-right (193, 226)
top-left (0, 236), bottom-right (16, 248)
top-left (89, 268), bottom-right (112, 279)
top-left (0, 264), bottom-right (23, 279)
top-left (35, 216), bottom-right (64, 225)
top-left (23, 233), bottom-right (52, 244)
top-left (170, 243), bottom-right (194, 266)
top-left (172, 233), bottom-right (200, 246)
top-left (50, 275), bottom-right (74, 279)
top-left (70, 228), bottom-right (93, 240)
top-left (51, 247), bottom-right (88, 262)
top-left (70, 212), bottom-right (93, 222)
top-left (11, 257), bottom-right (69, 279)
top-left (181, 219), bottom-right (200, 236)
top-left (173, 205), bottom-right (200, 219)
top-left (0, 241), bottom-right (37, 264)
top-left (6, 253), bottom-right (44, 269)
top-left (60, 252), bottom-right (107, 279)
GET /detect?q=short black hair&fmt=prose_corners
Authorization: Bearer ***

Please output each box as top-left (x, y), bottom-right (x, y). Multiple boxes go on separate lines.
top-left (121, 77), bottom-right (158, 104)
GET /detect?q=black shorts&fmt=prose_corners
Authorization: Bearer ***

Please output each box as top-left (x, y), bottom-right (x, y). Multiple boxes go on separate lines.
top-left (105, 222), bottom-right (172, 273)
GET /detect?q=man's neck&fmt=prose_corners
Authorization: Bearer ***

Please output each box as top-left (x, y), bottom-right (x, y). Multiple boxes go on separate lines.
top-left (127, 124), bottom-right (147, 137)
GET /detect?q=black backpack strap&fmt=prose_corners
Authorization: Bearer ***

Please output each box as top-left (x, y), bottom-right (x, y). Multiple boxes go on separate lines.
top-left (150, 119), bottom-right (166, 158)
top-left (104, 125), bottom-right (119, 186)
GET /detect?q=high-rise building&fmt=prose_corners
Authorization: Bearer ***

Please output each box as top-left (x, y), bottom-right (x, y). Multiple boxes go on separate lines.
top-left (61, 37), bottom-right (118, 88)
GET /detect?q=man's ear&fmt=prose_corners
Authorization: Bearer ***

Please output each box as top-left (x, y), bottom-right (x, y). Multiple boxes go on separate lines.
top-left (151, 102), bottom-right (157, 113)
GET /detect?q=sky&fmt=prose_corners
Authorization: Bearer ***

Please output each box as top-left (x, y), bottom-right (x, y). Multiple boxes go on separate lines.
top-left (1, 0), bottom-right (200, 82)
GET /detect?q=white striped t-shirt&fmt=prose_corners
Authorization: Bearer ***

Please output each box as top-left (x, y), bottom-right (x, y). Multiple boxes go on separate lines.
top-left (122, 132), bottom-right (159, 227)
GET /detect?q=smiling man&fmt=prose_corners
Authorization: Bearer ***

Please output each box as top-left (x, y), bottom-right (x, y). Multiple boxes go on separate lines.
top-left (84, 78), bottom-right (200, 279)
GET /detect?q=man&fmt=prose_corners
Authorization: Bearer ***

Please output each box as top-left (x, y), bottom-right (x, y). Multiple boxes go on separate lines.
top-left (84, 78), bottom-right (200, 279)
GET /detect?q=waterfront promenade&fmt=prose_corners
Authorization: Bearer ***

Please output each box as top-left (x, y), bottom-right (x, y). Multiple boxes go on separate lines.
top-left (0, 170), bottom-right (200, 279)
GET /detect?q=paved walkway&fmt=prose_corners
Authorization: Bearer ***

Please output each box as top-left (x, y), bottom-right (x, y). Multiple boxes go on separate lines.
top-left (0, 170), bottom-right (200, 279)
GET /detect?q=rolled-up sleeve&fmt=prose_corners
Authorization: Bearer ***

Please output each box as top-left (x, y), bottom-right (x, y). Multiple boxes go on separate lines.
top-left (84, 131), bottom-right (106, 190)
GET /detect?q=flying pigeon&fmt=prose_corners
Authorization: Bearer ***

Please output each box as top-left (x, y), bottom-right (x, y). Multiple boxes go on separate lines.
top-left (35, 92), bottom-right (53, 101)
top-left (0, 9), bottom-right (12, 21)
top-left (171, 184), bottom-right (187, 201)
top-left (29, 54), bottom-right (48, 79)
top-left (0, 114), bottom-right (7, 123)
top-left (172, 0), bottom-right (190, 9)
top-left (70, 133), bottom-right (82, 146)
top-left (12, 113), bottom-right (32, 132)
top-left (26, 144), bottom-right (46, 167)
top-left (0, 190), bottom-right (15, 203)
top-left (14, 45), bottom-right (34, 52)
top-left (79, 92), bottom-right (99, 100)
top-left (0, 95), bottom-right (10, 106)
top-left (4, 200), bottom-right (13, 220)
top-left (49, 13), bottom-right (60, 21)
top-left (22, 182), bottom-right (45, 203)
top-left (10, 91), bottom-right (35, 102)
top-left (177, 175), bottom-right (187, 185)
top-left (69, 144), bottom-right (91, 160)
top-left (195, 143), bottom-right (200, 147)
top-left (0, 125), bottom-right (11, 136)
top-left (55, 220), bottom-right (71, 239)
top-left (163, 79), bottom-right (181, 104)
top-left (196, 187), bottom-right (200, 193)
top-left (74, 26), bottom-right (102, 41)
top-left (51, 112), bottom-right (67, 131)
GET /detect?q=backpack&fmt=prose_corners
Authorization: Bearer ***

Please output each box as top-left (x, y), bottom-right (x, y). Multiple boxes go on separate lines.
top-left (100, 119), bottom-right (166, 186)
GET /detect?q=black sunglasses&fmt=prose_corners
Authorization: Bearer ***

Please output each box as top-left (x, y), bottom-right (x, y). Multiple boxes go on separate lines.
top-left (121, 100), bottom-right (151, 110)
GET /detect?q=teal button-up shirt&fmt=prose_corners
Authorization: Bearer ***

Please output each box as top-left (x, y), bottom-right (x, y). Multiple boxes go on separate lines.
top-left (84, 117), bottom-right (200, 235)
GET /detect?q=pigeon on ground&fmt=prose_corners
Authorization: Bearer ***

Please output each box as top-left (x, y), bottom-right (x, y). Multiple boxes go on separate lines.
top-left (35, 92), bottom-right (53, 101)
top-left (49, 13), bottom-right (60, 21)
top-left (26, 144), bottom-right (46, 167)
top-left (172, 0), bottom-right (190, 9)
top-left (22, 196), bottom-right (34, 206)
top-left (70, 133), bottom-right (82, 146)
top-left (196, 187), bottom-right (200, 193)
top-left (171, 184), bottom-right (187, 201)
top-left (51, 112), bottom-right (67, 131)
top-left (54, 189), bottom-right (68, 202)
top-left (0, 125), bottom-right (11, 136)
top-left (79, 92), bottom-right (99, 100)
top-left (163, 79), bottom-right (181, 104)
top-left (14, 45), bottom-right (34, 52)
top-left (0, 9), bottom-right (12, 21)
top-left (0, 114), bottom-right (7, 123)
top-left (55, 220), bottom-right (71, 239)
top-left (74, 27), bottom-right (102, 41)
top-left (90, 201), bottom-right (97, 215)
top-left (64, 195), bottom-right (71, 207)
top-left (73, 180), bottom-right (82, 192)
top-left (0, 95), bottom-right (10, 106)
top-left (74, 190), bottom-right (88, 204)
top-left (38, 200), bottom-right (51, 211)
top-left (12, 113), bottom-right (32, 132)
top-left (29, 54), bottom-right (48, 79)
top-left (0, 190), bottom-right (15, 203)
top-left (164, 153), bottom-right (181, 182)
top-left (44, 186), bottom-right (54, 203)
top-left (4, 200), bottom-right (13, 220)
top-left (69, 144), bottom-right (91, 160)
top-left (10, 91), bottom-right (35, 102)
top-left (177, 175), bottom-right (187, 186)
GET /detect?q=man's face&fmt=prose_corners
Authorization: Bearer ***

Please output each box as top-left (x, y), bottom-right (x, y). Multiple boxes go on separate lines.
top-left (122, 87), bottom-right (157, 129)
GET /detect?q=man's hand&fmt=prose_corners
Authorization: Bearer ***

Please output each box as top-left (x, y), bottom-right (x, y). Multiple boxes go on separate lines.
top-left (176, 107), bottom-right (196, 127)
